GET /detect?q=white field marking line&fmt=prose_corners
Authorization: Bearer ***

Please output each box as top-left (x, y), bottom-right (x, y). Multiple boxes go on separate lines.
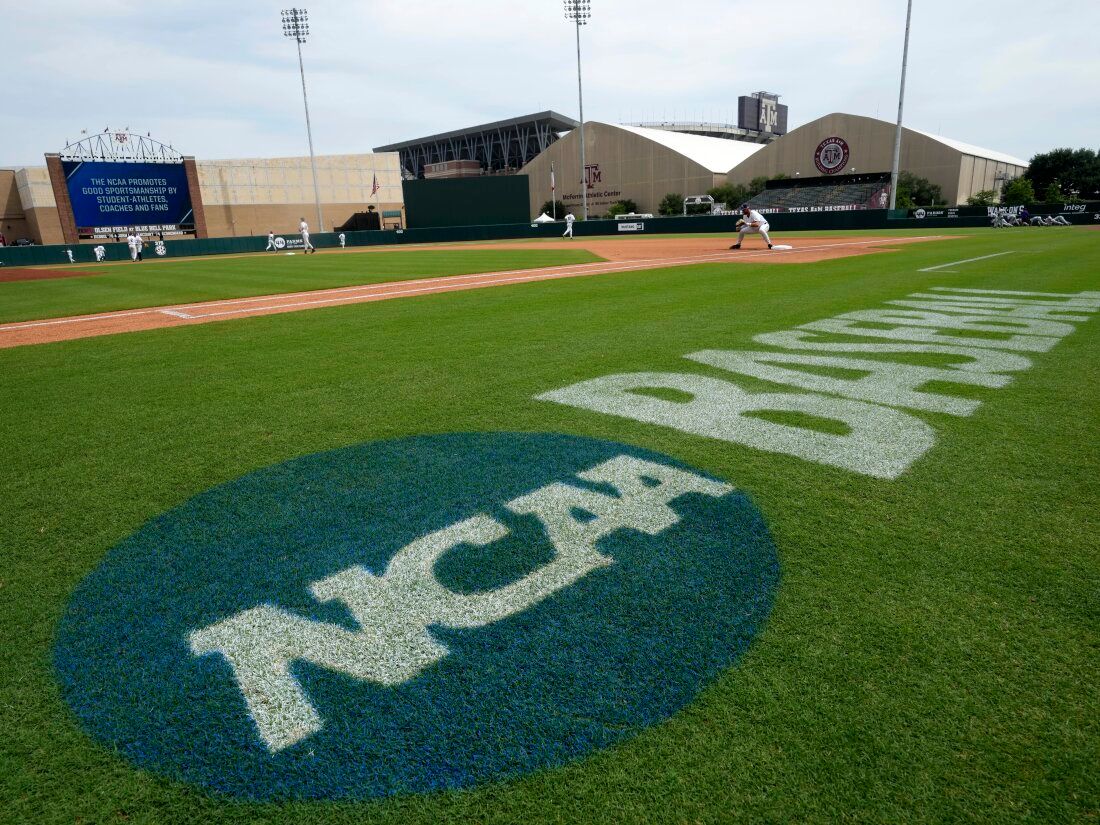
top-left (0, 263), bottom-right (626, 332)
top-left (0, 236), bottom-right (946, 332)
top-left (163, 235), bottom-right (947, 315)
top-left (181, 238), bottom-right (945, 321)
top-left (165, 257), bottom-right (683, 311)
top-left (182, 257), bottom-right (772, 318)
top-left (0, 307), bottom-right (158, 332)
top-left (917, 251), bottom-right (1015, 272)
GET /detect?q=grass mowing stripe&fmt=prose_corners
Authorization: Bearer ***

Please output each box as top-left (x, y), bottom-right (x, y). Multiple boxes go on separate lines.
top-left (0, 227), bottom-right (1095, 823)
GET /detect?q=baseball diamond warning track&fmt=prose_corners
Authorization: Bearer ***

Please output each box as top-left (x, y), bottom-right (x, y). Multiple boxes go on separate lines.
top-left (0, 235), bottom-right (947, 347)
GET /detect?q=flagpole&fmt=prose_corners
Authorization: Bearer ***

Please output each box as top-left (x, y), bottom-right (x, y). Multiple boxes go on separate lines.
top-left (551, 162), bottom-right (557, 219)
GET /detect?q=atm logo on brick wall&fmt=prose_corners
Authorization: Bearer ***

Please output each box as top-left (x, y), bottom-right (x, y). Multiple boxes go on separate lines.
top-left (55, 433), bottom-right (778, 800)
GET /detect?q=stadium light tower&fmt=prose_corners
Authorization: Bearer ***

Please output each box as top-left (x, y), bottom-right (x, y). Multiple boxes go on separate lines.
top-left (282, 8), bottom-right (325, 232)
top-left (888, 0), bottom-right (914, 211)
top-left (564, 0), bottom-right (591, 220)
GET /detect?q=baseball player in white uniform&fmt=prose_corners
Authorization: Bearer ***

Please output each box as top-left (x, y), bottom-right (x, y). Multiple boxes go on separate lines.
top-left (94, 245), bottom-right (107, 262)
top-left (299, 218), bottom-right (315, 254)
top-left (127, 233), bottom-right (138, 261)
top-left (730, 205), bottom-right (773, 250)
top-left (133, 232), bottom-right (144, 261)
top-left (66, 249), bottom-right (75, 263)
top-left (266, 230), bottom-right (277, 252)
top-left (563, 212), bottom-right (575, 238)
top-left (339, 232), bottom-right (346, 248)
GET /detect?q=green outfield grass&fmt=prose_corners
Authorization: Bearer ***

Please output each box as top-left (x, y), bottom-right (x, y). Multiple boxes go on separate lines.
top-left (1, 228), bottom-right (1097, 823)
top-left (0, 248), bottom-right (602, 324)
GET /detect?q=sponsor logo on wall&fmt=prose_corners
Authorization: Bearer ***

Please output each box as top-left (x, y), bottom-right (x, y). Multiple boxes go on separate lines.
top-left (913, 208), bottom-right (960, 219)
top-left (274, 236), bottom-right (307, 250)
top-left (814, 137), bottom-right (850, 175)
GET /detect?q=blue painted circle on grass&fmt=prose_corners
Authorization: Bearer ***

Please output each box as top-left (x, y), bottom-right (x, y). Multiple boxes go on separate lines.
top-left (55, 433), bottom-right (778, 800)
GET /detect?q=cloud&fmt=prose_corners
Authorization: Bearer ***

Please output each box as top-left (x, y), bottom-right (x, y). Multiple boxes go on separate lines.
top-left (1, 0), bottom-right (1097, 167)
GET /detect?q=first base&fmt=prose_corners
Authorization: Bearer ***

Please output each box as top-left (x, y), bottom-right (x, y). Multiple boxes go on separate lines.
top-left (772, 244), bottom-right (794, 250)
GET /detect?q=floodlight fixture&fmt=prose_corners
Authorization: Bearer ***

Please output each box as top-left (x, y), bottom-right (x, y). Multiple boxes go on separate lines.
top-left (281, 8), bottom-right (324, 231)
top-left (563, 0), bottom-right (592, 219)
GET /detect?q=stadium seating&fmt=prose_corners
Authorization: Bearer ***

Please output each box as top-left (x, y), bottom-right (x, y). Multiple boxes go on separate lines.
top-left (746, 178), bottom-right (890, 211)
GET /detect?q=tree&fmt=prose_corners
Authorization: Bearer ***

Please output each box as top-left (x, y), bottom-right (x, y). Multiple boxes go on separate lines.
top-left (1024, 148), bottom-right (1100, 202)
top-left (966, 190), bottom-right (996, 207)
top-left (999, 177), bottom-right (1035, 205)
top-left (1042, 181), bottom-right (1063, 203)
top-left (707, 183), bottom-right (750, 209)
top-left (894, 172), bottom-right (944, 208)
top-left (606, 199), bottom-right (639, 218)
top-left (709, 176), bottom-right (788, 209)
top-left (538, 199), bottom-right (564, 219)
top-left (658, 193), bottom-right (683, 216)
top-left (747, 176), bottom-right (770, 198)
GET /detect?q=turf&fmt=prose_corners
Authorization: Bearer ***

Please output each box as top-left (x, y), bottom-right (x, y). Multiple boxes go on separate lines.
top-left (1, 227), bottom-right (1097, 823)
top-left (0, 248), bottom-right (602, 324)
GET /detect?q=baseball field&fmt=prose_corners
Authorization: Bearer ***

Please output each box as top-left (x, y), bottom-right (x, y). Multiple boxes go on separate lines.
top-left (2, 227), bottom-right (1097, 823)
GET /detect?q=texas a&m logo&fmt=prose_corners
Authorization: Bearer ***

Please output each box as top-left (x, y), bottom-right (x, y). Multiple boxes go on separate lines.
top-left (814, 137), bottom-right (850, 175)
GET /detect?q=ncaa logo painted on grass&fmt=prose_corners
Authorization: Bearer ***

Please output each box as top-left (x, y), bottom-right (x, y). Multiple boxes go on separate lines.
top-left (54, 433), bottom-right (778, 800)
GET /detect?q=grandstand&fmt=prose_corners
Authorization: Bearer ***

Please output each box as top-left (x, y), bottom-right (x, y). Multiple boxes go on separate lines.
top-left (746, 173), bottom-right (891, 212)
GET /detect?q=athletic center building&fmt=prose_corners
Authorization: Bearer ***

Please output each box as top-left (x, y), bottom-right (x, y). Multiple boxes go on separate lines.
top-left (519, 122), bottom-right (767, 218)
top-left (726, 113), bottom-right (1028, 207)
top-left (523, 112), bottom-right (1027, 217)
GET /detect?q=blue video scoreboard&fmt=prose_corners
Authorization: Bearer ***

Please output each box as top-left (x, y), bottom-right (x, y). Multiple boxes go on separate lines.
top-left (62, 160), bottom-right (195, 233)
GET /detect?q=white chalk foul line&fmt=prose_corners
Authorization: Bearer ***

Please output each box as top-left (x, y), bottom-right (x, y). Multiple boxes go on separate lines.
top-left (178, 238), bottom-right (922, 320)
top-left (918, 251), bottom-right (1015, 272)
top-left (0, 236), bottom-right (945, 333)
top-left (0, 307), bottom-right (157, 332)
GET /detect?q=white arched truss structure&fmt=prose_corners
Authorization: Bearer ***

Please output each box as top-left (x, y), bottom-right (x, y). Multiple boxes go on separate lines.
top-left (60, 130), bottom-right (183, 163)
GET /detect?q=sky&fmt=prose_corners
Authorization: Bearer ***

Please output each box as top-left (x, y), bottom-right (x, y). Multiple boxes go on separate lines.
top-left (2, 0), bottom-right (1098, 167)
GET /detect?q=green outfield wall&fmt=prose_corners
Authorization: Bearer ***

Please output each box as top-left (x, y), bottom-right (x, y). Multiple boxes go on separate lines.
top-left (1, 204), bottom-right (1096, 268)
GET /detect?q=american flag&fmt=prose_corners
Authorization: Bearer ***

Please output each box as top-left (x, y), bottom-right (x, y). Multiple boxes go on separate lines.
top-left (550, 163), bottom-right (556, 193)
top-left (371, 173), bottom-right (380, 197)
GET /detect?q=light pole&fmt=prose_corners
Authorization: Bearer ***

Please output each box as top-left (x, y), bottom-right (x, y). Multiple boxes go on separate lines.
top-left (888, 0), bottom-right (914, 211)
top-left (282, 8), bottom-right (325, 232)
top-left (564, 0), bottom-right (591, 220)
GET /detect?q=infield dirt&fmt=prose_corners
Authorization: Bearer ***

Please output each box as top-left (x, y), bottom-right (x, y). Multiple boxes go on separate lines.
top-left (0, 235), bottom-right (948, 348)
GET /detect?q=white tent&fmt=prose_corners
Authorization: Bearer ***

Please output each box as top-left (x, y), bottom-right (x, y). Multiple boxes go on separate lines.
top-left (532, 212), bottom-right (557, 223)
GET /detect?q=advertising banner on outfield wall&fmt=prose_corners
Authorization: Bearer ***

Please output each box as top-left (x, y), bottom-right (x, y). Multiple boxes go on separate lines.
top-left (62, 160), bottom-right (195, 235)
top-left (908, 202), bottom-right (1100, 220)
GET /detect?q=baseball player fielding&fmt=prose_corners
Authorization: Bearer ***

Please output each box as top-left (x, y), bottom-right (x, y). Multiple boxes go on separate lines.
top-left (730, 204), bottom-right (773, 250)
